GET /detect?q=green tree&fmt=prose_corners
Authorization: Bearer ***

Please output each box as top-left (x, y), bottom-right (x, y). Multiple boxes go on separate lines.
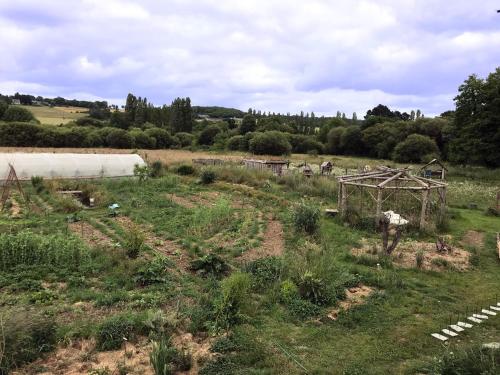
top-left (198, 124), bottom-right (221, 146)
top-left (326, 127), bottom-right (346, 154)
top-left (392, 134), bottom-right (439, 163)
top-left (249, 131), bottom-right (292, 155)
top-left (2, 106), bottom-right (36, 122)
top-left (239, 114), bottom-right (256, 134)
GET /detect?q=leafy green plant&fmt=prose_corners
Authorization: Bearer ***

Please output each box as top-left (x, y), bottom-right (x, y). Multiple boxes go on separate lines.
top-left (30, 176), bottom-right (45, 193)
top-left (425, 345), bottom-right (499, 374)
top-left (292, 202), bottom-right (320, 235)
top-left (279, 279), bottom-right (299, 303)
top-left (134, 164), bottom-right (150, 181)
top-left (296, 270), bottom-right (331, 305)
top-left (150, 336), bottom-right (192, 375)
top-left (123, 225), bottom-right (145, 259)
top-left (190, 254), bottom-right (229, 278)
top-left (245, 256), bottom-right (283, 290)
top-left (200, 169), bottom-right (216, 184)
top-left (96, 314), bottom-right (142, 351)
top-left (134, 257), bottom-right (171, 286)
top-left (213, 272), bottom-right (251, 333)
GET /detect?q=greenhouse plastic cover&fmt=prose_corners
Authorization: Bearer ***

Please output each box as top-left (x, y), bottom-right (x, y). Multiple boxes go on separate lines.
top-left (0, 153), bottom-right (146, 180)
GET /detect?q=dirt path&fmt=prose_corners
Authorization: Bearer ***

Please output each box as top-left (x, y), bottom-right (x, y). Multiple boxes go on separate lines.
top-left (68, 221), bottom-right (115, 248)
top-left (461, 230), bottom-right (485, 248)
top-left (327, 285), bottom-right (375, 320)
top-left (238, 217), bottom-right (285, 262)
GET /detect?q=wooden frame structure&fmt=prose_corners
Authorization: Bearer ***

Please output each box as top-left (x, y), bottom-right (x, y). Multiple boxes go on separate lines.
top-left (337, 166), bottom-right (447, 229)
top-left (320, 161), bottom-right (333, 176)
top-left (420, 158), bottom-right (447, 180)
top-left (243, 159), bottom-right (289, 176)
top-left (1, 164), bottom-right (28, 211)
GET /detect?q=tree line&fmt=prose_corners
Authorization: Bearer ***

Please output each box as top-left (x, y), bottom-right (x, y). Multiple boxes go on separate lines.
top-left (0, 67), bottom-right (498, 167)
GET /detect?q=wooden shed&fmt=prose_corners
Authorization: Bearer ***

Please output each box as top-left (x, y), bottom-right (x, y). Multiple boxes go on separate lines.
top-left (420, 159), bottom-right (447, 180)
top-left (320, 161), bottom-right (333, 176)
top-left (192, 158), bottom-right (224, 166)
top-left (302, 164), bottom-right (314, 178)
top-left (243, 159), bottom-right (288, 176)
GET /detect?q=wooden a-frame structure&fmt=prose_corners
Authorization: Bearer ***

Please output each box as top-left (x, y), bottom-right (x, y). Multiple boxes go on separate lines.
top-left (1, 163), bottom-right (28, 211)
top-left (337, 166), bottom-right (447, 229)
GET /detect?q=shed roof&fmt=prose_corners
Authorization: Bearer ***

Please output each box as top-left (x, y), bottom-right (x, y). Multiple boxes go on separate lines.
top-left (0, 153), bottom-right (145, 180)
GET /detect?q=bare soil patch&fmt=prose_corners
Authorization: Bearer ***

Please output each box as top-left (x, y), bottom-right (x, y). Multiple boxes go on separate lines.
top-left (461, 230), bottom-right (484, 248)
top-left (238, 217), bottom-right (285, 262)
top-left (172, 332), bottom-right (214, 375)
top-left (327, 285), bottom-right (375, 320)
top-left (68, 221), bottom-right (114, 248)
top-left (168, 194), bottom-right (196, 209)
top-left (17, 338), bottom-right (153, 375)
top-left (9, 197), bottom-right (22, 218)
top-left (352, 239), bottom-right (470, 271)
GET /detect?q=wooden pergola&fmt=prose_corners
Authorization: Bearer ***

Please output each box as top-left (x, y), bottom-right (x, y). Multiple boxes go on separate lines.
top-left (337, 166), bottom-right (447, 229)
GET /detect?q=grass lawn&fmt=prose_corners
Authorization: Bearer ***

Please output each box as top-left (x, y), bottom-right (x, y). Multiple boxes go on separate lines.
top-left (22, 105), bottom-right (89, 125)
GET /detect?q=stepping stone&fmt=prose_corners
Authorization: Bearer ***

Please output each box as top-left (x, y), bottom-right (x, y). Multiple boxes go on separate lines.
top-left (473, 314), bottom-right (488, 319)
top-left (458, 321), bottom-right (473, 328)
top-left (449, 325), bottom-right (464, 332)
top-left (431, 333), bottom-right (448, 341)
top-left (442, 329), bottom-right (458, 337)
top-left (490, 306), bottom-right (500, 311)
top-left (468, 316), bottom-right (482, 323)
top-left (482, 309), bottom-right (496, 316)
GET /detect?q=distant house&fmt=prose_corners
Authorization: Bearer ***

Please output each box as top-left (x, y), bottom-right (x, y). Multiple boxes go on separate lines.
top-left (11, 99), bottom-right (21, 105)
top-left (243, 159), bottom-right (289, 176)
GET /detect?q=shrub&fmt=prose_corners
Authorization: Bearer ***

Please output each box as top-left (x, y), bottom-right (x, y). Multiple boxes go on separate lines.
top-left (145, 128), bottom-right (175, 149)
top-left (226, 135), bottom-right (245, 151)
top-left (213, 272), bottom-right (252, 332)
top-left (292, 202), bottom-right (320, 235)
top-left (200, 169), bottom-right (216, 184)
top-left (174, 132), bottom-right (194, 147)
top-left (279, 279), bottom-right (299, 303)
top-left (106, 129), bottom-right (133, 148)
top-left (149, 161), bottom-right (165, 178)
top-left (286, 297), bottom-right (321, 320)
top-left (96, 314), bottom-right (142, 351)
top-left (249, 131), bottom-right (292, 155)
top-left (176, 164), bottom-right (195, 175)
top-left (189, 254), bottom-right (229, 278)
top-left (123, 225), bottom-right (145, 259)
top-left (392, 134), bottom-right (439, 163)
top-left (198, 125), bottom-right (222, 146)
top-left (0, 230), bottom-right (90, 271)
top-left (296, 270), bottom-right (331, 305)
top-left (245, 257), bottom-right (283, 290)
top-left (130, 129), bottom-right (156, 149)
top-left (134, 164), bottom-right (150, 181)
top-left (31, 176), bottom-right (45, 193)
top-left (1, 311), bottom-right (57, 373)
top-left (2, 106), bottom-right (36, 122)
top-left (0, 101), bottom-right (8, 118)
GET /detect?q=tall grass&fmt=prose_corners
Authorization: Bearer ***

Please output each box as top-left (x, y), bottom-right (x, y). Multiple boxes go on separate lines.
top-left (0, 230), bottom-right (91, 270)
top-left (190, 199), bottom-right (234, 237)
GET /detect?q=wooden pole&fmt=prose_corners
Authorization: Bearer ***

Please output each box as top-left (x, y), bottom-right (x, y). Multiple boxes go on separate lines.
top-left (439, 186), bottom-right (447, 220)
top-left (338, 181), bottom-right (342, 213)
top-left (375, 188), bottom-right (383, 225)
top-left (341, 183), bottom-right (347, 217)
top-left (420, 189), bottom-right (429, 229)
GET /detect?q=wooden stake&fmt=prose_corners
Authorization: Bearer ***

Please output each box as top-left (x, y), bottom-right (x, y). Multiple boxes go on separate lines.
top-left (420, 189), bottom-right (429, 229)
top-left (375, 188), bottom-right (383, 225)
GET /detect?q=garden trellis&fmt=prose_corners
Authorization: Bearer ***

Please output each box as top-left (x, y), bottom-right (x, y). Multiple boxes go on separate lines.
top-left (337, 166), bottom-right (447, 229)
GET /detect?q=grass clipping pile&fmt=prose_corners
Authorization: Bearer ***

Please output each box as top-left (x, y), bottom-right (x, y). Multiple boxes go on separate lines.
top-left (352, 239), bottom-right (470, 271)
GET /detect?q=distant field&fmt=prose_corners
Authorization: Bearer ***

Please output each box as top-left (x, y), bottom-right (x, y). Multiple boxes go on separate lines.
top-left (22, 105), bottom-right (89, 125)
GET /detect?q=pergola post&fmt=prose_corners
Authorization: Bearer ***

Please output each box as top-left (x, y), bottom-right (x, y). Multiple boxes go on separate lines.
top-left (439, 186), bottom-right (447, 219)
top-left (420, 188), bottom-right (429, 229)
top-left (341, 182), bottom-right (347, 217)
top-left (338, 181), bottom-right (343, 214)
top-left (375, 188), bottom-right (383, 225)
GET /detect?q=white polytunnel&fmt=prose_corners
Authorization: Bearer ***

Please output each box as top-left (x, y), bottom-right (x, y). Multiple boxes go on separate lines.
top-left (0, 153), bottom-right (146, 180)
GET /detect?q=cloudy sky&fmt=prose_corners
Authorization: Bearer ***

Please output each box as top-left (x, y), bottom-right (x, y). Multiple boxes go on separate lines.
top-left (1, 1), bottom-right (499, 116)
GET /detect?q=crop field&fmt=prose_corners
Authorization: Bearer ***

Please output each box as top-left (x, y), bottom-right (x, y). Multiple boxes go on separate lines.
top-left (0, 154), bottom-right (499, 374)
top-left (21, 105), bottom-right (89, 125)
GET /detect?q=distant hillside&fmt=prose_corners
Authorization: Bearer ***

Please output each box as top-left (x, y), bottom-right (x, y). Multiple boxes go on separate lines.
top-left (192, 106), bottom-right (244, 118)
